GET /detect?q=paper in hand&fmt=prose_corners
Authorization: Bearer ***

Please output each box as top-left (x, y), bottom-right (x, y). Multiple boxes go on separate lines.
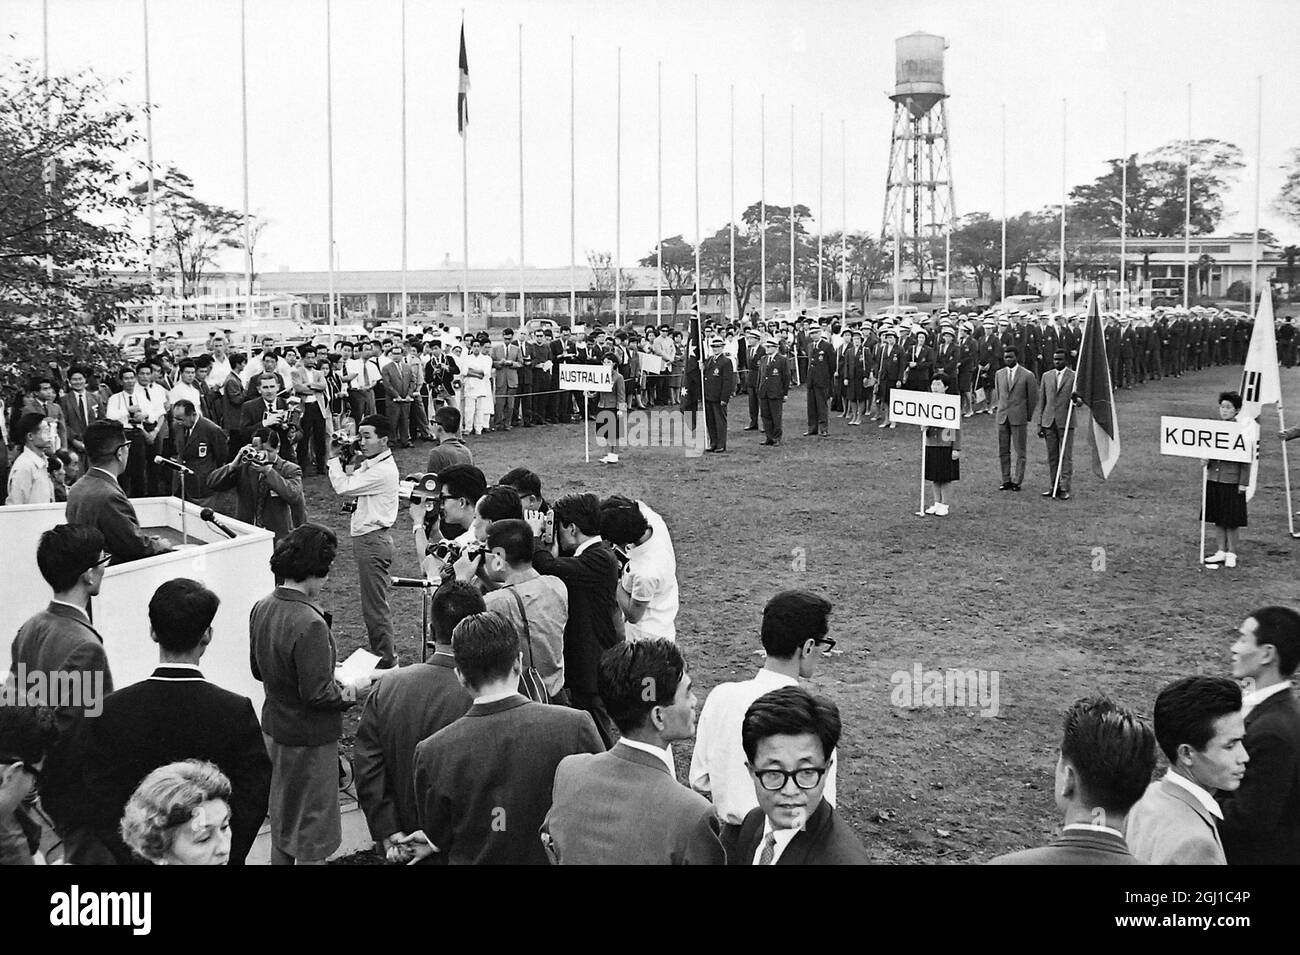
top-left (336, 648), bottom-right (382, 685)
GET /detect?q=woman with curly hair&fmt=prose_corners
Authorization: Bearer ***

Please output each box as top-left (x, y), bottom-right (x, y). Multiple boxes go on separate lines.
top-left (120, 759), bottom-right (232, 866)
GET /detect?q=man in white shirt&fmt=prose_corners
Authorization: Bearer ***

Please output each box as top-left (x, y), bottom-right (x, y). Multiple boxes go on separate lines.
top-left (689, 589), bottom-right (838, 858)
top-left (1125, 675), bottom-right (1247, 864)
top-left (346, 341), bottom-right (382, 423)
top-left (990, 695), bottom-right (1156, 864)
top-left (205, 333), bottom-right (233, 390)
top-left (106, 364), bottom-right (163, 497)
top-left (241, 335), bottom-right (294, 386)
top-left (459, 339), bottom-right (494, 435)
top-left (167, 359), bottom-right (206, 418)
top-left (599, 497), bottom-right (678, 641)
top-left (5, 413), bottom-right (56, 505)
top-left (327, 414), bottom-right (400, 668)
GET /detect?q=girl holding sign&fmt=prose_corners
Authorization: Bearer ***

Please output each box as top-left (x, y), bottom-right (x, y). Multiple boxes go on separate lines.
top-left (923, 373), bottom-right (962, 516)
top-left (1204, 391), bottom-right (1254, 569)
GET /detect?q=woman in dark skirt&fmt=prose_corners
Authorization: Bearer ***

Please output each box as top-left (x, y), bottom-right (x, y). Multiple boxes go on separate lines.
top-left (1204, 390), bottom-right (1256, 569)
top-left (923, 372), bottom-right (961, 516)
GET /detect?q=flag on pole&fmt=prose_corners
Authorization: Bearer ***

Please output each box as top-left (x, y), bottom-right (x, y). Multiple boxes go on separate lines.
top-left (1072, 291), bottom-right (1120, 479)
top-left (1239, 286), bottom-right (1279, 501)
top-left (457, 22), bottom-right (470, 136)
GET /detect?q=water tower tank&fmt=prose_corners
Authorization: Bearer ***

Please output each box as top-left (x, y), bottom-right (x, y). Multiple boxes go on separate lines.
top-left (892, 31), bottom-right (948, 119)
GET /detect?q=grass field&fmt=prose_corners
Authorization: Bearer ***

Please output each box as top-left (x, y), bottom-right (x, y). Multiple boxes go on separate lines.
top-left (305, 364), bottom-right (1300, 864)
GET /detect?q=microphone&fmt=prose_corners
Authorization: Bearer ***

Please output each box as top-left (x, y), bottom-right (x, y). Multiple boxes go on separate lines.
top-left (391, 576), bottom-right (434, 588)
top-left (199, 507), bottom-right (237, 539)
top-left (154, 455), bottom-right (195, 475)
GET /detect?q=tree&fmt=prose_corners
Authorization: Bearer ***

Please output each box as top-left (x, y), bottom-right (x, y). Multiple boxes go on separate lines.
top-left (699, 225), bottom-right (759, 318)
top-left (1069, 140), bottom-right (1245, 237)
top-left (740, 201), bottom-right (815, 300)
top-left (1274, 148), bottom-right (1300, 228)
top-left (949, 213), bottom-right (1002, 300)
top-left (638, 235), bottom-right (695, 317)
top-left (0, 60), bottom-right (147, 393)
top-left (232, 215), bottom-right (269, 295)
top-left (131, 164), bottom-right (243, 298)
top-left (586, 249), bottom-right (626, 320)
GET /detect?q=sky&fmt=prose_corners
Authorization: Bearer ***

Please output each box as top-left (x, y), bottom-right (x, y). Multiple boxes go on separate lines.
top-left (3, 0), bottom-right (1297, 275)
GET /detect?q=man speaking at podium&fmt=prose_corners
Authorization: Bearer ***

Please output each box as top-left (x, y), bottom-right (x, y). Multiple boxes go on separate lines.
top-left (66, 420), bottom-right (173, 566)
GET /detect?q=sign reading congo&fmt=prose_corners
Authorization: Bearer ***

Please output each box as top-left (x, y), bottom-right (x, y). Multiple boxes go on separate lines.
top-left (1159, 416), bottom-right (1252, 463)
top-left (888, 391), bottom-right (962, 429)
top-left (558, 363), bottom-right (614, 393)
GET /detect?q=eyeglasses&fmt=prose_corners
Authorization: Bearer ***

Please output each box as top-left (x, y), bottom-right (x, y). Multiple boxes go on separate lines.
top-left (94, 552), bottom-right (114, 567)
top-left (752, 765), bottom-right (831, 792)
top-left (815, 636), bottom-right (836, 654)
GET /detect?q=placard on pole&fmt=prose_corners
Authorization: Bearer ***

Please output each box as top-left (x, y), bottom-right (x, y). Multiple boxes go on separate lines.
top-left (1159, 416), bottom-right (1253, 567)
top-left (559, 363), bottom-right (615, 463)
top-left (889, 392), bottom-right (963, 515)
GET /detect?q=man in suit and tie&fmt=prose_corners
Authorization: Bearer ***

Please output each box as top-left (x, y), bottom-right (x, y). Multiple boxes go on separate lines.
top-left (1219, 607), bottom-right (1300, 865)
top-left (380, 341), bottom-right (419, 447)
top-left (742, 330), bottom-right (764, 431)
top-left (81, 578), bottom-right (271, 865)
top-left (8, 524), bottom-right (115, 864)
top-left (756, 338), bottom-right (790, 447)
top-left (241, 373), bottom-right (295, 465)
top-left (355, 581), bottom-right (480, 861)
top-left (542, 639), bottom-right (725, 864)
top-left (532, 493), bottom-right (623, 747)
top-left (22, 376), bottom-right (68, 451)
top-left (990, 694), bottom-right (1155, 865)
top-left (1035, 349), bottom-right (1078, 500)
top-left (730, 686), bottom-right (867, 865)
top-left (993, 346), bottom-right (1039, 492)
top-left (703, 337), bottom-right (735, 453)
top-left (803, 325), bottom-right (836, 437)
top-left (1125, 676), bottom-right (1247, 864)
top-left (404, 611), bottom-right (604, 865)
top-left (66, 420), bottom-right (173, 565)
top-left (489, 330), bottom-right (523, 432)
top-left (165, 399), bottom-right (228, 506)
top-left (58, 365), bottom-right (104, 453)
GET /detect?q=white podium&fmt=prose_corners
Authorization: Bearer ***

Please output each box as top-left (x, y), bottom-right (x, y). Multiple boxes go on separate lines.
top-left (0, 498), bottom-right (274, 711)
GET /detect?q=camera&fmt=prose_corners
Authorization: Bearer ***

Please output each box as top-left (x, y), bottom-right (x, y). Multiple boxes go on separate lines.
top-left (399, 472), bottom-right (440, 505)
top-left (425, 537), bottom-right (486, 565)
top-left (245, 448), bottom-right (269, 465)
top-left (331, 430), bottom-right (363, 466)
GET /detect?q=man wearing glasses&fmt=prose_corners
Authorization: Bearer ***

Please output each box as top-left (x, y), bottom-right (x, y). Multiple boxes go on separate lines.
top-left (732, 686), bottom-right (867, 865)
top-left (689, 589), bottom-right (838, 860)
top-left (0, 704), bottom-right (57, 865)
top-left (8, 524), bottom-right (117, 864)
top-left (66, 420), bottom-right (174, 565)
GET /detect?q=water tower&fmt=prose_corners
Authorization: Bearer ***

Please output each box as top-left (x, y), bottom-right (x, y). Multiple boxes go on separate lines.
top-left (881, 32), bottom-right (956, 289)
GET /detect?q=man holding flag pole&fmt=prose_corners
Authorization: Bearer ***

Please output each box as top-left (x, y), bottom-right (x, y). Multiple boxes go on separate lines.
top-left (1058, 290), bottom-right (1120, 497)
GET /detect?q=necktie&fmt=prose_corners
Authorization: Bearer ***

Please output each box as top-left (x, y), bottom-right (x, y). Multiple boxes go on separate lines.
top-left (362, 360), bottom-right (372, 388)
top-left (758, 832), bottom-right (778, 866)
top-left (80, 394), bottom-right (88, 428)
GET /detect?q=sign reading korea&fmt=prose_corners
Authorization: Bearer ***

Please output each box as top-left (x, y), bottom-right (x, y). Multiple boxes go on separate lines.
top-left (888, 392), bottom-right (962, 429)
top-left (559, 363), bottom-right (614, 393)
top-left (1159, 416), bottom-right (1252, 463)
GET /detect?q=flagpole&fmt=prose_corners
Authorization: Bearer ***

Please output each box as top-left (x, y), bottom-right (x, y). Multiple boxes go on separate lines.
top-left (760, 93), bottom-right (766, 325)
top-left (326, 0), bottom-right (336, 342)
top-left (1000, 103), bottom-right (1006, 303)
top-left (841, 119), bottom-right (847, 327)
top-left (142, 0), bottom-right (158, 333)
top-left (789, 104), bottom-right (795, 319)
top-left (1052, 298), bottom-right (1085, 500)
top-left (1199, 462), bottom-right (1208, 567)
top-left (729, 84), bottom-right (735, 324)
top-left (42, 0), bottom-right (53, 296)
top-left (1058, 98), bottom-right (1066, 313)
top-left (400, 0), bottom-right (408, 338)
top-left (614, 46), bottom-right (621, 328)
top-left (817, 112), bottom-right (823, 318)
top-left (461, 14), bottom-right (469, 336)
top-left (1120, 91), bottom-right (1127, 318)
top-left (518, 22), bottom-right (524, 330)
top-left (1183, 84), bottom-right (1192, 309)
top-left (694, 72), bottom-right (704, 454)
top-left (240, 0), bottom-right (253, 319)
top-left (893, 141), bottom-right (902, 308)
top-left (944, 225), bottom-right (951, 308)
top-left (569, 36), bottom-right (575, 328)
top-left (656, 60), bottom-right (662, 329)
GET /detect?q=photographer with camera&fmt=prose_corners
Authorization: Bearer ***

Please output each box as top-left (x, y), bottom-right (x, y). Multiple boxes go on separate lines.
top-left (412, 463), bottom-right (486, 582)
top-left (599, 495), bottom-right (679, 642)
top-left (241, 373), bottom-right (298, 466)
top-left (208, 428), bottom-right (305, 541)
top-left (327, 414), bottom-right (400, 669)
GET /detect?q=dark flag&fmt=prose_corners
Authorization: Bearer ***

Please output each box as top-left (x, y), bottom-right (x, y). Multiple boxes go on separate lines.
top-left (457, 21), bottom-right (470, 136)
top-left (1072, 291), bottom-right (1120, 479)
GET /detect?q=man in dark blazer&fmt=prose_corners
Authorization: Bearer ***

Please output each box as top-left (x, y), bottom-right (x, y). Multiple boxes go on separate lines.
top-left (755, 338), bottom-right (790, 446)
top-left (532, 493), bottom-right (622, 747)
top-left (221, 353), bottom-right (249, 450)
top-left (58, 365), bottom-right (105, 453)
top-left (408, 611), bottom-right (603, 865)
top-left (993, 346), bottom-right (1039, 492)
top-left (354, 581), bottom-right (479, 858)
top-left (81, 579), bottom-right (271, 865)
top-left (542, 639), bottom-right (725, 865)
top-left (990, 694), bottom-right (1155, 865)
top-left (702, 337), bottom-right (735, 453)
top-left (742, 330), bottom-right (763, 431)
top-left (1219, 607), bottom-right (1300, 865)
top-left (66, 421), bottom-right (173, 565)
top-left (803, 325), bottom-right (836, 437)
top-left (8, 524), bottom-right (114, 864)
top-left (730, 686), bottom-right (867, 865)
top-left (1034, 349), bottom-right (1077, 500)
top-left (165, 398), bottom-right (228, 505)
top-left (240, 373), bottom-right (295, 465)
top-left (381, 342), bottom-right (420, 447)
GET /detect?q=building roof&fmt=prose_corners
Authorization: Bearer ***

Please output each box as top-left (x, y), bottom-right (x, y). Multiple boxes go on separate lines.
top-left (257, 266), bottom-right (665, 295)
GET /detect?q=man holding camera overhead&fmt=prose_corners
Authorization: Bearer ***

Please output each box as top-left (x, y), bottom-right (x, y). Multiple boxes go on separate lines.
top-left (241, 373), bottom-right (298, 467)
top-left (327, 414), bottom-right (400, 669)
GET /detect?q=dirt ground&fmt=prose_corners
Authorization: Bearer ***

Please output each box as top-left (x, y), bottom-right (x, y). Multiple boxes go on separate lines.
top-left (304, 364), bottom-right (1300, 864)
